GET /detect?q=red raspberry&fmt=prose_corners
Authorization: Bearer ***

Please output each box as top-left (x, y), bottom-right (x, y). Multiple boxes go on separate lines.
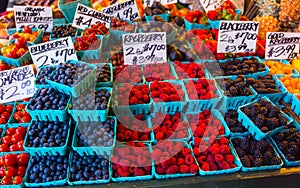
top-left (181, 148), bottom-right (191, 156)
top-left (220, 145), bottom-right (231, 155)
top-left (116, 133), bottom-right (125, 142)
top-left (156, 166), bottom-right (165, 175)
top-left (207, 154), bottom-right (215, 162)
top-left (225, 154), bottom-right (235, 164)
top-left (137, 155), bottom-right (148, 166)
top-left (152, 149), bottom-right (162, 161)
top-left (117, 167), bottom-right (130, 177)
top-left (185, 154), bottom-right (195, 165)
top-left (177, 158), bottom-right (185, 166)
top-left (179, 165), bottom-right (190, 174)
top-left (131, 131), bottom-right (139, 141)
top-left (193, 147), bottom-right (201, 157)
top-left (129, 96), bottom-right (139, 105)
top-left (194, 137), bottom-right (202, 147)
top-left (209, 162), bottom-right (219, 171)
top-left (129, 165), bottom-right (136, 173)
top-left (197, 155), bottom-right (207, 164)
top-left (201, 162), bottom-right (211, 171)
top-left (134, 168), bottom-right (145, 176)
top-left (219, 137), bottom-right (229, 145)
top-left (214, 154), bottom-right (224, 163)
top-left (218, 160), bottom-right (231, 170)
top-left (140, 134), bottom-right (149, 141)
top-left (134, 90), bottom-right (143, 99)
top-left (230, 164), bottom-right (237, 168)
top-left (209, 145), bottom-right (221, 155)
top-left (124, 130), bottom-right (133, 140)
top-left (155, 132), bottom-right (164, 140)
top-left (165, 165), bottom-right (179, 174)
top-left (190, 163), bottom-right (199, 174)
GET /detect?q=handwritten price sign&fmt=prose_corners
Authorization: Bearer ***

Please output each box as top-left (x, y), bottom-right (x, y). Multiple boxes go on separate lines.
top-left (144, 0), bottom-right (177, 7)
top-left (102, 0), bottom-right (140, 21)
top-left (122, 32), bottom-right (167, 65)
top-left (199, 0), bottom-right (224, 12)
top-left (0, 65), bottom-right (36, 103)
top-left (14, 6), bottom-right (53, 32)
top-left (265, 32), bottom-right (300, 60)
top-left (73, 4), bottom-right (113, 30)
top-left (217, 21), bottom-right (259, 53)
top-left (29, 37), bottom-right (77, 68)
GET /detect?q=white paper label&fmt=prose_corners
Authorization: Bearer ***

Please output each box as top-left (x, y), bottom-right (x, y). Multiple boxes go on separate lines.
top-left (144, 0), bottom-right (178, 7)
top-left (199, 0), bottom-right (224, 12)
top-left (122, 32), bottom-right (167, 65)
top-left (102, 0), bottom-right (140, 21)
top-left (29, 37), bottom-right (77, 68)
top-left (14, 6), bottom-right (53, 32)
top-left (0, 65), bottom-right (36, 103)
top-left (73, 4), bottom-right (113, 30)
top-left (217, 21), bottom-right (259, 53)
top-left (265, 32), bottom-right (300, 60)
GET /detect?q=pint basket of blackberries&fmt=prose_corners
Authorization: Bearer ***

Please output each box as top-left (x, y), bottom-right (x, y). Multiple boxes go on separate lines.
top-left (46, 60), bottom-right (97, 97)
top-left (23, 119), bottom-right (71, 156)
top-left (215, 75), bottom-right (258, 108)
top-left (25, 154), bottom-right (70, 187)
top-left (72, 117), bottom-right (116, 156)
top-left (34, 66), bottom-right (56, 89)
top-left (238, 96), bottom-right (293, 141)
top-left (231, 135), bottom-right (283, 172)
top-left (68, 87), bottom-right (112, 122)
top-left (95, 63), bottom-right (113, 87)
top-left (68, 151), bottom-right (111, 185)
top-left (26, 87), bottom-right (71, 122)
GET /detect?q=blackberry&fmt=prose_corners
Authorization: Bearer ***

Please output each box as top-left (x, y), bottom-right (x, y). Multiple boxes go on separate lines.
top-left (249, 143), bottom-right (257, 155)
top-left (243, 108), bottom-right (251, 116)
top-left (257, 140), bottom-right (268, 152)
top-left (241, 156), bottom-right (251, 167)
top-left (274, 132), bottom-right (285, 140)
top-left (286, 154), bottom-right (296, 161)
top-left (254, 158), bottom-right (264, 167)
top-left (240, 138), bottom-right (250, 151)
top-left (250, 107), bottom-right (258, 117)
top-left (231, 127), bottom-right (244, 133)
top-left (267, 107), bottom-right (280, 118)
top-left (236, 147), bottom-right (246, 157)
top-left (231, 138), bottom-right (240, 146)
top-left (225, 118), bottom-right (237, 127)
top-left (260, 107), bottom-right (269, 115)
top-left (288, 148), bottom-right (300, 156)
top-left (261, 126), bottom-right (269, 133)
top-left (255, 114), bottom-right (265, 128)
top-left (269, 156), bottom-right (281, 165)
top-left (254, 150), bottom-right (263, 158)
top-left (278, 114), bottom-right (287, 126)
top-left (263, 151), bottom-right (273, 161)
top-left (247, 155), bottom-right (255, 165)
top-left (227, 110), bottom-right (238, 117)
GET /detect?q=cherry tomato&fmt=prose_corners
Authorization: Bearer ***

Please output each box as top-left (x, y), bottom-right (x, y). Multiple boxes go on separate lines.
top-left (2, 136), bottom-right (12, 145)
top-left (21, 111), bottom-right (31, 118)
top-left (15, 127), bottom-right (26, 138)
top-left (16, 104), bottom-right (26, 111)
top-left (11, 134), bottom-right (23, 144)
top-left (13, 112), bottom-right (22, 122)
top-left (0, 156), bottom-right (4, 166)
top-left (12, 176), bottom-right (23, 185)
top-left (0, 105), bottom-right (5, 113)
top-left (17, 153), bottom-right (29, 165)
top-left (23, 26), bottom-right (32, 34)
top-left (0, 167), bottom-right (5, 177)
top-left (5, 166), bottom-right (16, 177)
top-left (1, 112), bottom-right (10, 121)
top-left (16, 166), bottom-right (26, 176)
top-left (5, 105), bottom-right (13, 113)
top-left (0, 118), bottom-right (6, 124)
top-left (9, 144), bottom-right (19, 152)
top-left (17, 141), bottom-right (24, 151)
top-left (20, 116), bottom-right (31, 123)
top-left (22, 98), bottom-right (31, 102)
top-left (2, 176), bottom-right (12, 185)
top-left (0, 144), bottom-right (9, 152)
top-left (4, 154), bottom-right (17, 166)
top-left (5, 128), bottom-right (16, 136)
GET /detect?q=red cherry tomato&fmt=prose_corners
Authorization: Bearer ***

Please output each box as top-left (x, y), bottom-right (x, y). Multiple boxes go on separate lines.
top-left (14, 38), bottom-right (27, 49)
top-left (9, 144), bottom-right (19, 152)
top-left (23, 26), bottom-right (32, 34)
top-left (0, 105), bottom-right (5, 113)
top-left (2, 176), bottom-right (12, 185)
top-left (5, 166), bottom-right (16, 177)
top-left (4, 154), bottom-right (17, 166)
top-left (0, 156), bottom-right (4, 166)
top-left (11, 134), bottom-right (23, 144)
top-left (13, 176), bottom-right (23, 185)
top-left (5, 128), bottom-right (16, 136)
top-left (0, 118), bottom-right (6, 124)
top-left (17, 140), bottom-right (24, 151)
top-left (0, 144), bottom-right (9, 152)
top-left (15, 127), bottom-right (26, 138)
top-left (16, 104), bottom-right (26, 111)
top-left (5, 105), bottom-right (13, 113)
top-left (17, 153), bottom-right (29, 165)
top-left (16, 166), bottom-right (26, 176)
top-left (20, 116), bottom-right (31, 123)
top-left (0, 167), bottom-right (5, 177)
top-left (13, 112), bottom-right (22, 122)
top-left (2, 136), bottom-right (12, 145)
top-left (1, 112), bottom-right (11, 121)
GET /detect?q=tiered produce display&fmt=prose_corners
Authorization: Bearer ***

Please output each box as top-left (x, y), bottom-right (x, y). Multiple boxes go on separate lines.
top-left (0, 0), bottom-right (300, 187)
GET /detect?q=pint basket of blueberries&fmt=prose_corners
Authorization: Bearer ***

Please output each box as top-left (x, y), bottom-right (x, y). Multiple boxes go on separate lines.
top-left (26, 87), bottom-right (71, 122)
top-left (72, 117), bottom-right (116, 156)
top-left (50, 24), bottom-right (78, 42)
top-left (34, 66), bottom-right (56, 89)
top-left (68, 87), bottom-right (112, 122)
top-left (23, 119), bottom-right (71, 156)
top-left (46, 60), bottom-right (97, 97)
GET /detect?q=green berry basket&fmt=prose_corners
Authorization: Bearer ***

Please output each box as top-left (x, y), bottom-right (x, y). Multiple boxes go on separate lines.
top-left (8, 102), bottom-right (32, 128)
top-left (11, 28), bottom-right (43, 44)
top-left (46, 60), bottom-right (97, 98)
top-left (76, 35), bottom-right (103, 61)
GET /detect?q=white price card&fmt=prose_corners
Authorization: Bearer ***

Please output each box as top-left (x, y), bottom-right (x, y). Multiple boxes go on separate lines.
top-left (217, 21), bottom-right (259, 53)
top-left (199, 0), bottom-right (224, 12)
top-left (0, 65), bottom-right (36, 103)
top-left (122, 32), bottom-right (167, 65)
top-left (144, 0), bottom-right (178, 7)
top-left (29, 37), bottom-right (77, 68)
top-left (102, 0), bottom-right (140, 21)
top-left (73, 3), bottom-right (113, 30)
top-left (265, 32), bottom-right (300, 60)
top-left (14, 6), bottom-right (53, 32)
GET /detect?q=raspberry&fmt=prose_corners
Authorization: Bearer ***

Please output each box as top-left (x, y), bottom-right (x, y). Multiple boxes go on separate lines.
top-left (124, 130), bottom-right (133, 140)
top-left (179, 165), bottom-right (190, 174)
top-left (116, 133), bottom-right (125, 142)
top-left (117, 167), bottom-right (130, 177)
top-left (134, 90), bottom-right (143, 99)
top-left (220, 145), bottom-right (231, 155)
top-left (214, 154), bottom-right (224, 163)
top-left (209, 145), bottom-right (221, 155)
top-left (194, 137), bottom-right (202, 147)
top-left (177, 158), bottom-right (185, 166)
top-left (169, 157), bottom-right (177, 165)
top-left (181, 148), bottom-right (191, 156)
top-left (134, 168), bottom-right (145, 176)
top-left (129, 165), bottom-right (136, 173)
top-left (137, 155), bottom-right (148, 166)
top-left (156, 166), bottom-right (165, 175)
top-left (219, 137), bottom-right (229, 145)
top-left (201, 162), bottom-right (211, 171)
top-left (160, 126), bottom-right (168, 134)
top-left (225, 154), bottom-right (235, 164)
top-left (156, 132), bottom-right (164, 140)
top-left (207, 154), bottom-right (215, 162)
top-left (129, 96), bottom-right (139, 105)
top-left (218, 160), bottom-right (231, 170)
top-left (230, 164), bottom-right (237, 168)
top-left (185, 154), bottom-right (195, 165)
top-left (209, 162), bottom-right (219, 171)
top-left (140, 134), bottom-right (149, 141)
top-left (165, 165), bottom-right (179, 174)
top-left (197, 156), bottom-right (207, 164)
top-left (131, 131), bottom-right (139, 141)
top-left (193, 147), bottom-right (201, 157)
top-left (169, 94), bottom-right (181, 101)
top-left (190, 164), bottom-right (199, 174)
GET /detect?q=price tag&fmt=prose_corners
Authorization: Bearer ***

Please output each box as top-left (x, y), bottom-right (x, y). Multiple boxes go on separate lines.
top-left (102, 0), bottom-right (140, 21)
top-left (14, 6), bottom-right (53, 32)
top-left (217, 21), bottom-right (259, 53)
top-left (122, 32), bottom-right (167, 65)
top-left (0, 65), bottom-right (36, 103)
top-left (28, 37), bottom-right (77, 68)
top-left (265, 32), bottom-right (300, 60)
top-left (199, 0), bottom-right (224, 12)
top-left (73, 4), bottom-right (113, 30)
top-left (144, 0), bottom-right (177, 7)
